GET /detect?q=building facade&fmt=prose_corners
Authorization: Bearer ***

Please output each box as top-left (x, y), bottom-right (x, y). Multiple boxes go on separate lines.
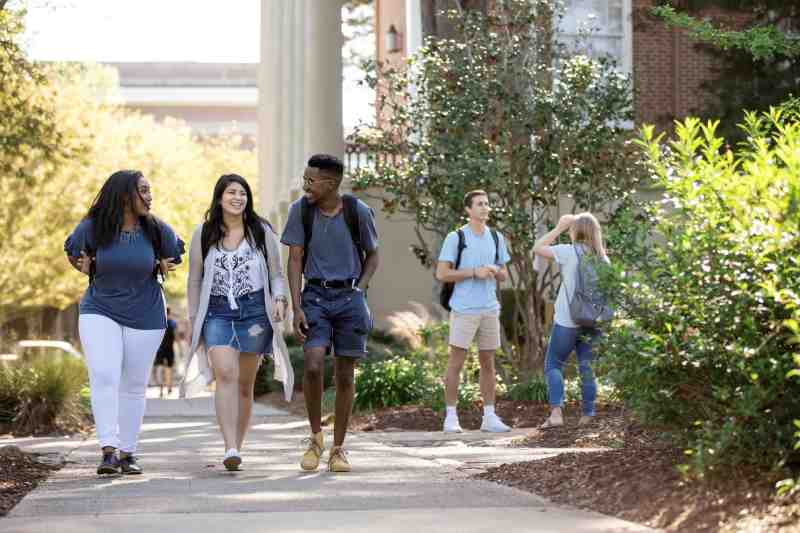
top-left (106, 62), bottom-right (258, 141)
top-left (377, 0), bottom-right (751, 130)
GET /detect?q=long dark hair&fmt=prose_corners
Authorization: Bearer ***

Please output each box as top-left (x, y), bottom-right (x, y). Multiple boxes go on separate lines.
top-left (86, 170), bottom-right (163, 252)
top-left (201, 174), bottom-right (272, 260)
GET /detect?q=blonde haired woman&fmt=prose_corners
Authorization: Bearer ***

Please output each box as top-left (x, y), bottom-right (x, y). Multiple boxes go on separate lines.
top-left (533, 213), bottom-right (609, 428)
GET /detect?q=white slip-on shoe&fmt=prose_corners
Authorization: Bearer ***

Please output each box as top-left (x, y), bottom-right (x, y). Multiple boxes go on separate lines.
top-left (443, 416), bottom-right (463, 433)
top-left (480, 414), bottom-right (511, 433)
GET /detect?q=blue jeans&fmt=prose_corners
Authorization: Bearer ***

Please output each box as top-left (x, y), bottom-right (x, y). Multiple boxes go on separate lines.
top-left (544, 323), bottom-right (601, 416)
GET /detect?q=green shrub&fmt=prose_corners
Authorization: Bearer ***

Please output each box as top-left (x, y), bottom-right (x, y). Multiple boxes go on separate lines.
top-left (420, 380), bottom-right (481, 412)
top-left (351, 321), bottom-right (511, 412)
top-left (506, 377), bottom-right (548, 402)
top-left (0, 354), bottom-right (90, 435)
top-left (321, 387), bottom-right (337, 415)
top-left (354, 357), bottom-right (438, 411)
top-left (602, 110), bottom-right (800, 476)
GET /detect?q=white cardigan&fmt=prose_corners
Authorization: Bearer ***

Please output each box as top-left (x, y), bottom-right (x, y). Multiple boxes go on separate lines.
top-left (180, 223), bottom-right (294, 401)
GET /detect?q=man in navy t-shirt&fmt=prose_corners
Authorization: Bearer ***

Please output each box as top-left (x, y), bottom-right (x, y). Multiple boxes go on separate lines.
top-left (281, 154), bottom-right (379, 473)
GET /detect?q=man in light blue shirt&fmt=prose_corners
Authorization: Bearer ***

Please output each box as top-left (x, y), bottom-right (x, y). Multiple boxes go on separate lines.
top-left (436, 190), bottom-right (512, 433)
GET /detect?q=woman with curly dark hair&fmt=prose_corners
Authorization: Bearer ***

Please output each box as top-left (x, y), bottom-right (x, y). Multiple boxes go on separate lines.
top-left (64, 170), bottom-right (184, 476)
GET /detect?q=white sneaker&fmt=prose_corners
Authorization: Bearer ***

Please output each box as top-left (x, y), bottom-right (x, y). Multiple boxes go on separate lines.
top-left (443, 416), bottom-right (463, 433)
top-left (480, 414), bottom-right (511, 433)
top-left (223, 448), bottom-right (241, 471)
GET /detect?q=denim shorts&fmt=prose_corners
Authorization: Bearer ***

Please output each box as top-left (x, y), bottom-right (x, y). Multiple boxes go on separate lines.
top-left (302, 284), bottom-right (372, 358)
top-left (203, 289), bottom-right (274, 355)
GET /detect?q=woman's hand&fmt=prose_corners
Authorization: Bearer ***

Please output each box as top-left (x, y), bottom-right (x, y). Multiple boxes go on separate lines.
top-left (272, 296), bottom-right (289, 322)
top-left (557, 214), bottom-right (576, 231)
top-left (158, 257), bottom-right (178, 276)
top-left (76, 251), bottom-right (93, 275)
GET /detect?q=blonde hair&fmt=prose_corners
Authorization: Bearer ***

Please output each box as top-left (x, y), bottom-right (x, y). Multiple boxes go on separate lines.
top-left (570, 212), bottom-right (607, 259)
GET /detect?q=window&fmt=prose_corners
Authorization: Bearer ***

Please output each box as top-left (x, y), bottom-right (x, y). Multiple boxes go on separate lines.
top-left (558, 0), bottom-right (633, 75)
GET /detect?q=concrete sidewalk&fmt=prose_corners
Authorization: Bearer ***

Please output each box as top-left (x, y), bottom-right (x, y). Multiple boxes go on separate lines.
top-left (2, 402), bottom-right (654, 533)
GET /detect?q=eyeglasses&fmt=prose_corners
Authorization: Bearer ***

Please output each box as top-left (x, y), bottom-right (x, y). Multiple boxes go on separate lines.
top-left (302, 174), bottom-right (335, 186)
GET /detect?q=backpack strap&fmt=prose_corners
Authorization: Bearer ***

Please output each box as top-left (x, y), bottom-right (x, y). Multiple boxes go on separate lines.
top-left (301, 194), bottom-right (367, 274)
top-left (570, 244), bottom-right (585, 299)
top-left (490, 229), bottom-right (499, 264)
top-left (300, 196), bottom-right (314, 274)
top-left (454, 229), bottom-right (467, 269)
top-left (342, 194), bottom-right (366, 267)
top-left (149, 218), bottom-right (164, 283)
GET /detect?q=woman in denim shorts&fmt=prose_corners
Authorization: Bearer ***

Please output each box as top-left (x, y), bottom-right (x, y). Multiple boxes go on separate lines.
top-left (185, 174), bottom-right (294, 471)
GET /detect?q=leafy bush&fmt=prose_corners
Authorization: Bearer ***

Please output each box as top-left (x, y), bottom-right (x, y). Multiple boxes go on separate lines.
top-left (352, 0), bottom-right (642, 376)
top-left (0, 354), bottom-right (90, 435)
top-left (353, 321), bottom-right (511, 412)
top-left (354, 357), bottom-right (439, 411)
top-left (420, 380), bottom-right (482, 412)
top-left (506, 377), bottom-right (549, 403)
top-left (601, 110), bottom-right (800, 477)
top-left (321, 387), bottom-right (337, 415)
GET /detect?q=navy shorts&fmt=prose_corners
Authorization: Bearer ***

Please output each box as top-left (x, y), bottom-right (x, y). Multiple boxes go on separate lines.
top-left (203, 289), bottom-right (274, 355)
top-left (302, 285), bottom-right (372, 358)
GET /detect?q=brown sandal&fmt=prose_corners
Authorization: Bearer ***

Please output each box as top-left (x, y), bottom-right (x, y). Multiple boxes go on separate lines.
top-left (539, 418), bottom-right (564, 429)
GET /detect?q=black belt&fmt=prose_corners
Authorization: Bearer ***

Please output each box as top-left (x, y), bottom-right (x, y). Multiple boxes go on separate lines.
top-left (306, 278), bottom-right (357, 289)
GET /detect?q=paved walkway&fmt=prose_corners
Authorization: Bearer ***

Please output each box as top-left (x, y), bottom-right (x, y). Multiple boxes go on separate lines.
top-left (2, 397), bottom-right (654, 533)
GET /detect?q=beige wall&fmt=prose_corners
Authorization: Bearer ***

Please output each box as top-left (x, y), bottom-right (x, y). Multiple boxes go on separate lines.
top-left (359, 193), bottom-right (440, 331)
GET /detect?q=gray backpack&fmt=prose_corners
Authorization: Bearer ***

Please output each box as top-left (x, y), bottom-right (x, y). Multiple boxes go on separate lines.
top-left (568, 245), bottom-right (614, 327)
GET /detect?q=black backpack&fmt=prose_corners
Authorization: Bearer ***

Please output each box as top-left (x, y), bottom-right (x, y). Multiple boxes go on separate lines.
top-left (300, 194), bottom-right (366, 275)
top-left (439, 228), bottom-right (499, 311)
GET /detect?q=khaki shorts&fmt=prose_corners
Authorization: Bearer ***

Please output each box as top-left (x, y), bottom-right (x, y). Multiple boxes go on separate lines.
top-left (449, 310), bottom-right (502, 351)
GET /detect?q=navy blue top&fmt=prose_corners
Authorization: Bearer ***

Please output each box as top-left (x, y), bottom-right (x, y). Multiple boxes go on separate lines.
top-left (64, 218), bottom-right (185, 330)
top-left (280, 197), bottom-right (378, 281)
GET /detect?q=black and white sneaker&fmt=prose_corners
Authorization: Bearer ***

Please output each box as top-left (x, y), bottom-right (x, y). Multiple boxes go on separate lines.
top-left (97, 450), bottom-right (120, 475)
top-left (119, 454), bottom-right (143, 475)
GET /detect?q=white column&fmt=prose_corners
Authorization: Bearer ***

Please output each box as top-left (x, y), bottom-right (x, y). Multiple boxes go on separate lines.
top-left (304, 0), bottom-right (344, 158)
top-left (405, 0), bottom-right (423, 56)
top-left (259, 0), bottom-right (344, 217)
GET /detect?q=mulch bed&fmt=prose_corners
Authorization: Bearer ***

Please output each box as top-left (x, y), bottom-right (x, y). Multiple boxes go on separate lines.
top-left (349, 399), bottom-right (551, 432)
top-left (326, 397), bottom-right (800, 531)
top-left (0, 448), bottom-right (63, 517)
top-left (348, 400), bottom-right (632, 442)
top-left (475, 412), bottom-right (800, 532)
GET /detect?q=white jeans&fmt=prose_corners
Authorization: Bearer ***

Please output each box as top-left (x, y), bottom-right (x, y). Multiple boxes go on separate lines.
top-left (79, 314), bottom-right (164, 452)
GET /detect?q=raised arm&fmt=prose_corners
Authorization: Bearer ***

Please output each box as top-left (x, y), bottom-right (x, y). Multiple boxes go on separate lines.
top-left (533, 215), bottom-right (575, 259)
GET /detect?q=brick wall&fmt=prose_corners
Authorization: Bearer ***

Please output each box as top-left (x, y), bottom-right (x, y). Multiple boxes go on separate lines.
top-left (633, 0), bottom-right (754, 132)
